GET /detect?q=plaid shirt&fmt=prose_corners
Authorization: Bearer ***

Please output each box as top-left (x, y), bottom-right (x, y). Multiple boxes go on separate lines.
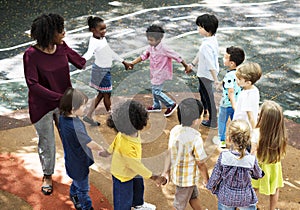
top-left (206, 150), bottom-right (264, 207)
top-left (169, 125), bottom-right (207, 187)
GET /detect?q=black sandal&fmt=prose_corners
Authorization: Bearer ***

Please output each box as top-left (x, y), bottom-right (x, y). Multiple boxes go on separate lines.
top-left (41, 175), bottom-right (53, 195)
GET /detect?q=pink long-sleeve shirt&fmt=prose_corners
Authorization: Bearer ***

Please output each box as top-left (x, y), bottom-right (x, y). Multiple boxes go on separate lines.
top-left (140, 42), bottom-right (183, 85)
top-left (23, 41), bottom-right (86, 123)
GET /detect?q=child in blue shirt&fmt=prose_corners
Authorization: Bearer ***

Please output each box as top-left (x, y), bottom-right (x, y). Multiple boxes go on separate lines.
top-left (58, 87), bottom-right (107, 210)
top-left (213, 46), bottom-right (245, 148)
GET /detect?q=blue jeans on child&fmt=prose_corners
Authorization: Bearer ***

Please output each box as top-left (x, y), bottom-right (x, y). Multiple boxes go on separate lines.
top-left (218, 202), bottom-right (257, 210)
top-left (70, 175), bottom-right (92, 210)
top-left (151, 84), bottom-right (174, 109)
top-left (112, 175), bottom-right (144, 210)
top-left (218, 106), bottom-right (234, 141)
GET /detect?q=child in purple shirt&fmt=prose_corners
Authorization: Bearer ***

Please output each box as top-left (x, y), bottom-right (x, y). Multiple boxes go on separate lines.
top-left (206, 120), bottom-right (264, 210)
top-left (130, 24), bottom-right (191, 117)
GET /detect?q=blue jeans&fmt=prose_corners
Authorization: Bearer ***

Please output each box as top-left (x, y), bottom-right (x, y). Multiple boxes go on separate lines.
top-left (151, 84), bottom-right (174, 109)
top-left (218, 106), bottom-right (234, 141)
top-left (218, 202), bottom-right (257, 210)
top-left (70, 175), bottom-right (92, 210)
top-left (112, 175), bottom-right (144, 210)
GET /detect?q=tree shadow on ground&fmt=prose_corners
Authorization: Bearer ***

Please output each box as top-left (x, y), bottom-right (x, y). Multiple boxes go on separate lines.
top-left (0, 153), bottom-right (112, 210)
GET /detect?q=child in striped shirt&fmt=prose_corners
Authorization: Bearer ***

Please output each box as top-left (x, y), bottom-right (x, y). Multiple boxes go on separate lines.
top-left (163, 98), bottom-right (209, 210)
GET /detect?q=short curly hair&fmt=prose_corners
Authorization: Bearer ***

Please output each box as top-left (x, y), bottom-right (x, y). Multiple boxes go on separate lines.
top-left (107, 100), bottom-right (148, 135)
top-left (30, 13), bottom-right (64, 49)
top-left (146, 24), bottom-right (165, 40)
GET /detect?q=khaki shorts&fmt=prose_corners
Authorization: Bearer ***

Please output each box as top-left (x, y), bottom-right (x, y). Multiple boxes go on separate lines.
top-left (173, 185), bottom-right (199, 210)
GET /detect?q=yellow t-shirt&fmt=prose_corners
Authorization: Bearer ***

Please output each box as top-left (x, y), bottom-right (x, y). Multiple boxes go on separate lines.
top-left (108, 132), bottom-right (152, 182)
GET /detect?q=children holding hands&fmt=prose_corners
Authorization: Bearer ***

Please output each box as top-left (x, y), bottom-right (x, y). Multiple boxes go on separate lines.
top-left (104, 100), bottom-right (167, 210)
top-left (82, 16), bottom-right (132, 126)
top-left (163, 98), bottom-right (209, 210)
top-left (189, 14), bottom-right (220, 129)
top-left (58, 88), bottom-right (108, 210)
top-left (129, 24), bottom-right (192, 117)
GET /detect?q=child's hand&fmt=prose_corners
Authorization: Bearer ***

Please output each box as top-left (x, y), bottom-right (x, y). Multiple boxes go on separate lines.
top-left (214, 81), bottom-right (222, 91)
top-left (128, 63), bottom-right (134, 70)
top-left (150, 175), bottom-right (167, 187)
top-left (98, 149), bottom-right (110, 157)
top-left (185, 64), bottom-right (193, 74)
top-left (122, 61), bottom-right (133, 70)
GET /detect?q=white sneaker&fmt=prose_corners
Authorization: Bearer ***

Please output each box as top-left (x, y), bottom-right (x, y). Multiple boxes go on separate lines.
top-left (212, 136), bottom-right (220, 145)
top-left (219, 141), bottom-right (227, 149)
top-left (132, 202), bottom-right (156, 210)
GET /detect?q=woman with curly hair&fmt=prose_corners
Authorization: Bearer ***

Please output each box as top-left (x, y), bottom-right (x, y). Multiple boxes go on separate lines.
top-left (23, 13), bottom-right (86, 195)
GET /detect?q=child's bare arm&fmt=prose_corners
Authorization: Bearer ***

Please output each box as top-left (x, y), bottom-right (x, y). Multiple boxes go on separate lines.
top-left (196, 160), bottom-right (209, 185)
top-left (131, 56), bottom-right (142, 65)
top-left (228, 88), bottom-right (236, 110)
top-left (87, 141), bottom-right (110, 157)
top-left (162, 149), bottom-right (171, 182)
top-left (210, 69), bottom-right (220, 86)
top-left (246, 111), bottom-right (256, 129)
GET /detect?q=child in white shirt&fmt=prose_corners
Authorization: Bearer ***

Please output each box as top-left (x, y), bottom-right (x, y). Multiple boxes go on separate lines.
top-left (82, 16), bottom-right (132, 126)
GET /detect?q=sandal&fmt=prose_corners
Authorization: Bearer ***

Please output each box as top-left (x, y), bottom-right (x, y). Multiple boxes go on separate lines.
top-left (83, 116), bottom-right (100, 126)
top-left (41, 175), bottom-right (53, 195)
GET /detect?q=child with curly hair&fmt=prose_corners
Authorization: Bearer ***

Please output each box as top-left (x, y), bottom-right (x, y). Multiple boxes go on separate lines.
top-left (103, 100), bottom-right (166, 210)
top-left (130, 24), bottom-right (191, 117)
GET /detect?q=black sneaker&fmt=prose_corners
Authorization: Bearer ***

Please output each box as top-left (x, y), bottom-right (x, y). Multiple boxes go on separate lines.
top-left (201, 120), bottom-right (217, 129)
top-left (83, 116), bottom-right (100, 126)
top-left (70, 194), bottom-right (82, 210)
top-left (164, 103), bottom-right (178, 117)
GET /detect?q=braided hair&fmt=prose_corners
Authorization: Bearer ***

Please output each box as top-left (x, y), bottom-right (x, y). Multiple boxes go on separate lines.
top-left (228, 120), bottom-right (251, 159)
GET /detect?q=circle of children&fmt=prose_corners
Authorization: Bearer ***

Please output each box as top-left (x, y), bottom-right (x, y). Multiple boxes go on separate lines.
top-left (24, 13), bottom-right (287, 210)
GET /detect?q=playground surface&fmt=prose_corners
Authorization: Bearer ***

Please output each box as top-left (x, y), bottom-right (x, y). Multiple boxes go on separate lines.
top-left (0, 0), bottom-right (299, 209)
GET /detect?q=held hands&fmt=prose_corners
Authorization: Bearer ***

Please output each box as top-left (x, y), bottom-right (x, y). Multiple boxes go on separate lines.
top-left (122, 61), bottom-right (134, 70)
top-left (185, 64), bottom-right (193, 74)
top-left (98, 148), bottom-right (110, 157)
top-left (151, 175), bottom-right (167, 187)
top-left (214, 80), bottom-right (222, 91)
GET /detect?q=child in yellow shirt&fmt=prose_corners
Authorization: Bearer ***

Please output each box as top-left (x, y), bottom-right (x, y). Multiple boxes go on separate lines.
top-left (101, 100), bottom-right (166, 210)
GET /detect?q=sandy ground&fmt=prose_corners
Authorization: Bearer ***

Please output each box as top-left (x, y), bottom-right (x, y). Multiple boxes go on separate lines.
top-left (0, 93), bottom-right (299, 210)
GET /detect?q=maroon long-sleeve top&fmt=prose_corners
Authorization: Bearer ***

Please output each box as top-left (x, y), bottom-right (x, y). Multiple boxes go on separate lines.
top-left (23, 41), bottom-right (86, 123)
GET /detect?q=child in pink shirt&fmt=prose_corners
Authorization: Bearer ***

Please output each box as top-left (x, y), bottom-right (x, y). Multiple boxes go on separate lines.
top-left (130, 24), bottom-right (191, 117)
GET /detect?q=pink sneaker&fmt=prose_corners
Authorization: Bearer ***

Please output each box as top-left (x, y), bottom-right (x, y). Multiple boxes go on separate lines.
top-left (147, 106), bottom-right (161, 113)
top-left (164, 103), bottom-right (178, 117)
